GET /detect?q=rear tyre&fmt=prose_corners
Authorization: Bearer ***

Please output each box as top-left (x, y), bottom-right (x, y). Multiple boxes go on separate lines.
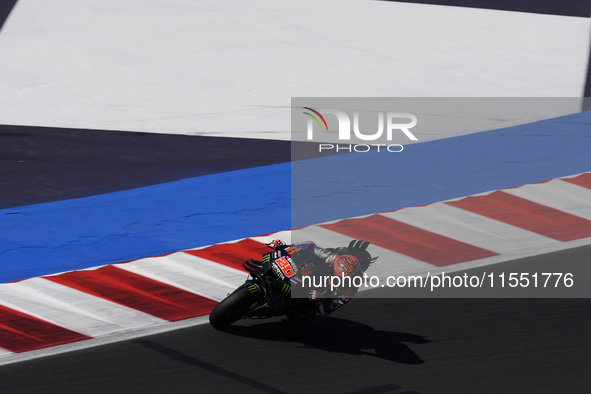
top-left (209, 288), bottom-right (261, 330)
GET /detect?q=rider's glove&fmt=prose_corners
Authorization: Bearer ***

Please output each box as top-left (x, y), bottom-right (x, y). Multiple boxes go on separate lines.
top-left (266, 239), bottom-right (286, 250)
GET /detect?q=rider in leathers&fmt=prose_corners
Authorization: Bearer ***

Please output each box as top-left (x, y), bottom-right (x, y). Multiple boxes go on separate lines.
top-left (249, 239), bottom-right (375, 319)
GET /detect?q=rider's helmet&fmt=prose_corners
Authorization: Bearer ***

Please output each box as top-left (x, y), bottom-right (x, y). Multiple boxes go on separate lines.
top-left (326, 253), bottom-right (359, 277)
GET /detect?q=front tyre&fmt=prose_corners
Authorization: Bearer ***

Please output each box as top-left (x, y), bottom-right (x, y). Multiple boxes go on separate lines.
top-left (209, 288), bottom-right (261, 330)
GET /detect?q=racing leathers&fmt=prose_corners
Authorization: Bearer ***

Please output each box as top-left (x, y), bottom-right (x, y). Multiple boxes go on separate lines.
top-left (273, 240), bottom-right (365, 318)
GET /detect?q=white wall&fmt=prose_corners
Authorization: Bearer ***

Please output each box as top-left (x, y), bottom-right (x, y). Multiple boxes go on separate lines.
top-left (0, 0), bottom-right (589, 140)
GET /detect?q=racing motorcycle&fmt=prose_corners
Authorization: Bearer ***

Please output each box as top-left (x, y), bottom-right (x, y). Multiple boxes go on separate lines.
top-left (208, 240), bottom-right (374, 330)
top-left (208, 243), bottom-right (300, 330)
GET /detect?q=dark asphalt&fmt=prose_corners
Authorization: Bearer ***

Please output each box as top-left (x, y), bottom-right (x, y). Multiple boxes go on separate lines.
top-left (0, 125), bottom-right (288, 208)
top-left (0, 0), bottom-right (17, 32)
top-left (0, 125), bottom-right (330, 209)
top-left (1, 246), bottom-right (590, 394)
top-left (380, 0), bottom-right (591, 17)
top-left (1, 300), bottom-right (589, 393)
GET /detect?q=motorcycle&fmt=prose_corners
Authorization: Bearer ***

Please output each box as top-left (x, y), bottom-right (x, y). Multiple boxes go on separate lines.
top-left (209, 244), bottom-right (302, 330)
top-left (208, 240), bottom-right (375, 330)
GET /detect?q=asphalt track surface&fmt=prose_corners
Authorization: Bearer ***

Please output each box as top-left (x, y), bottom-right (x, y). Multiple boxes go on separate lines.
top-left (381, 0), bottom-right (591, 17)
top-left (1, 245), bottom-right (590, 394)
top-left (0, 125), bottom-right (324, 209)
top-left (0, 1), bottom-right (17, 32)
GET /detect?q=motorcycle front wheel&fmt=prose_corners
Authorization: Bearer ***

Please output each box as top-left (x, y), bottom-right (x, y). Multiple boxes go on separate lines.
top-left (209, 287), bottom-right (262, 330)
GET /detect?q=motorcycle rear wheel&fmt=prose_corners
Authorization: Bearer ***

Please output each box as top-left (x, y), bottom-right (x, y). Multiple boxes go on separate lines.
top-left (209, 287), bottom-right (261, 330)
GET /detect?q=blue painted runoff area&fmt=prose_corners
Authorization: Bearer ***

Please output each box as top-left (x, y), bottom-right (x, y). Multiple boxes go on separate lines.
top-left (291, 110), bottom-right (591, 228)
top-left (0, 165), bottom-right (291, 283)
top-left (1, 110), bottom-right (591, 282)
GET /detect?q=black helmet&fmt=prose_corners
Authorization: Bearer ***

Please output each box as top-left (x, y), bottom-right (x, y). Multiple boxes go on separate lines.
top-left (346, 240), bottom-right (377, 272)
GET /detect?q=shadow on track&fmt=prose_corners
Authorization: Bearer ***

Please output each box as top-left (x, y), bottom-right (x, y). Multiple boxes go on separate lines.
top-left (132, 338), bottom-right (285, 394)
top-left (222, 316), bottom-right (432, 364)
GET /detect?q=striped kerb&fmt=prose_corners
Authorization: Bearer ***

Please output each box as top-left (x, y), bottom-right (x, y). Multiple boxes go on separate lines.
top-left (320, 214), bottom-right (498, 266)
top-left (46, 265), bottom-right (218, 321)
top-left (446, 191), bottom-right (591, 242)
